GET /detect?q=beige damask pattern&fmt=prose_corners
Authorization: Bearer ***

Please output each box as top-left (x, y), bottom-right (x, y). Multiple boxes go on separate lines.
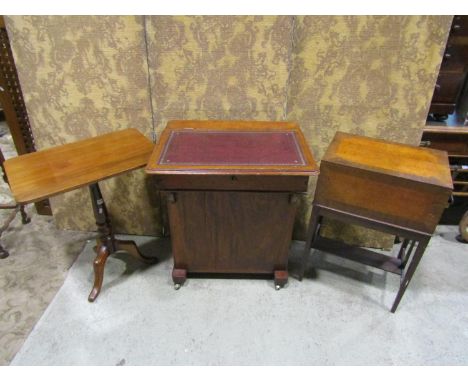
top-left (5, 16), bottom-right (161, 235)
top-left (145, 16), bottom-right (293, 136)
top-left (287, 16), bottom-right (452, 247)
top-left (5, 16), bottom-right (452, 247)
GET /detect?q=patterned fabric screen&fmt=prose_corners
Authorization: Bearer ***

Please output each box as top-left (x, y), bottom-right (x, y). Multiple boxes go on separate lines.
top-left (5, 16), bottom-right (452, 247)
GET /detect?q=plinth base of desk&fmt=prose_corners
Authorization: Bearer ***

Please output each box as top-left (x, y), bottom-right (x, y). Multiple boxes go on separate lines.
top-left (171, 267), bottom-right (289, 290)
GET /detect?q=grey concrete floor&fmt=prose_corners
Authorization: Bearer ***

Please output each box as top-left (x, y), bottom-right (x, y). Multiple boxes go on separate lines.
top-left (2, 121), bottom-right (467, 365)
top-left (10, 226), bottom-right (468, 365)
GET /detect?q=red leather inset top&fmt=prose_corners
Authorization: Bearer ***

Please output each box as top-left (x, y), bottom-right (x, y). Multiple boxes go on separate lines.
top-left (159, 130), bottom-right (305, 166)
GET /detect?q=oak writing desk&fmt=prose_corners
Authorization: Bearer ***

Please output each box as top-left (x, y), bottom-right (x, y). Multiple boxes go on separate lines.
top-left (4, 128), bottom-right (157, 301)
top-left (146, 120), bottom-right (318, 289)
top-left (300, 132), bottom-right (453, 312)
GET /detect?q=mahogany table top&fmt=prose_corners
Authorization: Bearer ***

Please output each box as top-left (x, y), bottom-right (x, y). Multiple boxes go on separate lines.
top-left (146, 120), bottom-right (318, 176)
top-left (4, 128), bottom-right (153, 204)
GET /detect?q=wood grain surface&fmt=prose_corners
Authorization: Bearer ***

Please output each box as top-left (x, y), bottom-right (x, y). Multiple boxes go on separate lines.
top-left (316, 132), bottom-right (453, 234)
top-left (4, 128), bottom-right (154, 203)
top-left (324, 132), bottom-right (453, 189)
top-left (166, 190), bottom-right (296, 274)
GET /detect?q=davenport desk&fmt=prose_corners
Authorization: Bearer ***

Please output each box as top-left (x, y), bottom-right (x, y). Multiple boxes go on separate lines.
top-left (4, 128), bottom-right (157, 302)
top-left (146, 120), bottom-right (318, 289)
top-left (300, 132), bottom-right (453, 312)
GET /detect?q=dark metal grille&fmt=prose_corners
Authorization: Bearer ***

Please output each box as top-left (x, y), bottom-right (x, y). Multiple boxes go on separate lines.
top-left (0, 25), bottom-right (36, 154)
top-left (0, 18), bottom-right (51, 215)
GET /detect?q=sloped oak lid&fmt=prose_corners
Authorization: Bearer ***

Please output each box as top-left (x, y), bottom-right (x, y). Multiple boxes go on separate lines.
top-left (323, 132), bottom-right (453, 190)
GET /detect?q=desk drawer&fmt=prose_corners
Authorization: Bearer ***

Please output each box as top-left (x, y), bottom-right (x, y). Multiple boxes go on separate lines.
top-left (153, 174), bottom-right (309, 192)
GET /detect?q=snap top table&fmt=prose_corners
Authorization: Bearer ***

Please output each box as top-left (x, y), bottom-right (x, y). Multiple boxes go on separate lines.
top-left (146, 120), bottom-right (318, 289)
top-left (4, 128), bottom-right (157, 302)
top-left (300, 132), bottom-right (453, 312)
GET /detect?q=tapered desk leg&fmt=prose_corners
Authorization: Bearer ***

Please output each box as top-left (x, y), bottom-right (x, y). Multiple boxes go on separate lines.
top-left (397, 239), bottom-right (409, 260)
top-left (391, 237), bottom-right (430, 313)
top-left (88, 183), bottom-right (157, 302)
top-left (299, 205), bottom-right (321, 281)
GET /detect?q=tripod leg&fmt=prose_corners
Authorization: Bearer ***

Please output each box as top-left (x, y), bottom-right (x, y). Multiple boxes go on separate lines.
top-left (88, 245), bottom-right (111, 302)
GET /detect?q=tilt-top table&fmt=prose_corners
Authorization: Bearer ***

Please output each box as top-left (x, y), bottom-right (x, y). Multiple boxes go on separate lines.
top-left (4, 128), bottom-right (157, 302)
top-left (146, 120), bottom-right (318, 289)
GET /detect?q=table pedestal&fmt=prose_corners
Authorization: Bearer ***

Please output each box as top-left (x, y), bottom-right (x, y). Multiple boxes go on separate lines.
top-left (88, 183), bottom-right (157, 302)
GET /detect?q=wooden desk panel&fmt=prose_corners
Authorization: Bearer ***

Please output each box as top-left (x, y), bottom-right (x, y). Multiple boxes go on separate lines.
top-left (153, 174), bottom-right (309, 192)
top-left (167, 191), bottom-right (295, 274)
top-left (316, 163), bottom-right (451, 234)
top-left (317, 132), bottom-right (453, 234)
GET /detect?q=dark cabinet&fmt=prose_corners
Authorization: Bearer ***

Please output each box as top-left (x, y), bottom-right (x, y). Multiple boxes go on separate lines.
top-left (429, 16), bottom-right (468, 119)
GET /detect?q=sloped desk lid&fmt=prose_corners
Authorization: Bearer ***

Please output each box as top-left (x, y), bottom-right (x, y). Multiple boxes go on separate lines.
top-left (323, 132), bottom-right (453, 189)
top-left (146, 120), bottom-right (318, 176)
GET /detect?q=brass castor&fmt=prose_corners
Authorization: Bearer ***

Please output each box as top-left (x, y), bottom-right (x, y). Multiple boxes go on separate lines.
top-left (274, 270), bottom-right (288, 290)
top-left (172, 268), bottom-right (187, 289)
